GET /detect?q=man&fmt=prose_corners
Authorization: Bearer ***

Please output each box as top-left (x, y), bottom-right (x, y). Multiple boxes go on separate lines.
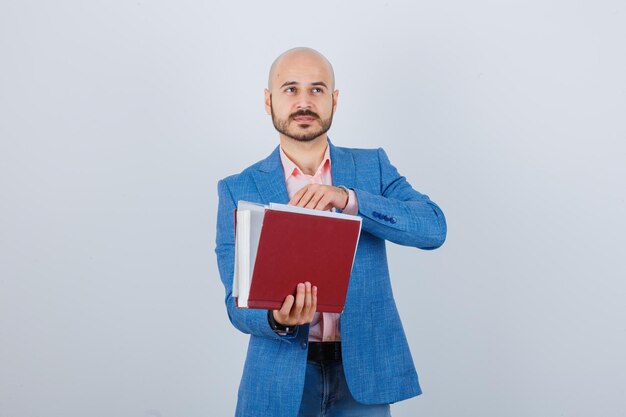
top-left (215, 47), bottom-right (446, 417)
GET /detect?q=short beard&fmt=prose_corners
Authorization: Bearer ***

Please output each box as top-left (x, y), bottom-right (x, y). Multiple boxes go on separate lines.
top-left (270, 99), bottom-right (333, 142)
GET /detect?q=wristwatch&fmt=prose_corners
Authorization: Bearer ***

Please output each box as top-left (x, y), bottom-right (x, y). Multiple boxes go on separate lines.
top-left (267, 310), bottom-right (295, 336)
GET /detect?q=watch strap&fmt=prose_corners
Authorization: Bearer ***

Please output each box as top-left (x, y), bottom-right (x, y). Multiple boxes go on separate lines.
top-left (267, 310), bottom-right (295, 336)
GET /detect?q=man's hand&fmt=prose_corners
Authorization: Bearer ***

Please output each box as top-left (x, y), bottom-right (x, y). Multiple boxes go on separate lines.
top-left (272, 282), bottom-right (317, 326)
top-left (289, 184), bottom-right (349, 211)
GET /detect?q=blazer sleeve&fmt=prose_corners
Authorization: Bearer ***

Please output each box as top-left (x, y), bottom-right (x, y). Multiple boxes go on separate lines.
top-left (352, 148), bottom-right (447, 249)
top-left (215, 179), bottom-right (300, 342)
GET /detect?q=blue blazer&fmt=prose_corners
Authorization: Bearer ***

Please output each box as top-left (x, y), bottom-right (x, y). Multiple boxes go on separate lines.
top-left (215, 140), bottom-right (446, 417)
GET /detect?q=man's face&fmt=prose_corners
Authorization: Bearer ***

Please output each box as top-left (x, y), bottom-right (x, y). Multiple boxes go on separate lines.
top-left (265, 54), bottom-right (338, 142)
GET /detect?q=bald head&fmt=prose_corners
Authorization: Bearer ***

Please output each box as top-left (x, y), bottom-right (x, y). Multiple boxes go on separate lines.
top-left (268, 47), bottom-right (335, 92)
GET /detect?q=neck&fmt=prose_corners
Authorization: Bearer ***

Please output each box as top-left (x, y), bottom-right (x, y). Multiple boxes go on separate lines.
top-left (279, 134), bottom-right (329, 175)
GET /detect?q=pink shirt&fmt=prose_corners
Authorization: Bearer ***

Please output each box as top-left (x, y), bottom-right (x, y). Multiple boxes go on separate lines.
top-left (279, 144), bottom-right (358, 342)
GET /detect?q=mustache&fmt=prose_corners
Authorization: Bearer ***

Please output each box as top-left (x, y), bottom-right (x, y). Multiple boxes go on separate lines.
top-left (290, 110), bottom-right (320, 119)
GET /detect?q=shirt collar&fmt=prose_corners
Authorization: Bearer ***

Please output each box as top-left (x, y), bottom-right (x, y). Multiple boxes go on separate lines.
top-left (279, 144), bottom-right (331, 181)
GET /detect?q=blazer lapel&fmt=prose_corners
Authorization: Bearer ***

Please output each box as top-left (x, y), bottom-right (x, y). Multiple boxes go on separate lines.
top-left (328, 139), bottom-right (356, 189)
top-left (251, 145), bottom-right (290, 204)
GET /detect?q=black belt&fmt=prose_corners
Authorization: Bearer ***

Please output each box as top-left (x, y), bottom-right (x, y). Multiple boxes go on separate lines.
top-left (307, 342), bottom-right (342, 362)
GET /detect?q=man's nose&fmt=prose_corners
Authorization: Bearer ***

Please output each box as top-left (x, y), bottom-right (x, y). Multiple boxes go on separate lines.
top-left (295, 95), bottom-right (312, 110)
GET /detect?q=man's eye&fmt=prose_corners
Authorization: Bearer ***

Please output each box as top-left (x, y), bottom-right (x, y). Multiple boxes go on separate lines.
top-left (312, 88), bottom-right (323, 93)
top-left (285, 87), bottom-right (296, 93)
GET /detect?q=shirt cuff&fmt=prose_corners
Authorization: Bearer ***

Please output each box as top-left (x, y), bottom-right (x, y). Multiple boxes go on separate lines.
top-left (342, 189), bottom-right (358, 215)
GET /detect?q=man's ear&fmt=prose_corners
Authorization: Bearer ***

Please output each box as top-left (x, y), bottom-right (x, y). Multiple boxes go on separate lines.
top-left (264, 89), bottom-right (272, 115)
top-left (332, 89), bottom-right (339, 113)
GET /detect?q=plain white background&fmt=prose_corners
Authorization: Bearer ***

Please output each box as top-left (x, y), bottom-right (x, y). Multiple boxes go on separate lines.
top-left (1, 1), bottom-right (625, 416)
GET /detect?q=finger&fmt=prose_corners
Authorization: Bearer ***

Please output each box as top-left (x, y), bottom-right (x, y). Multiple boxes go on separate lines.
top-left (289, 185), bottom-right (309, 206)
top-left (278, 295), bottom-right (295, 320)
top-left (304, 190), bottom-right (324, 210)
top-left (296, 187), bottom-right (317, 208)
top-left (302, 282), bottom-right (312, 317)
top-left (298, 184), bottom-right (322, 208)
top-left (309, 285), bottom-right (318, 321)
top-left (291, 283), bottom-right (305, 317)
top-left (314, 194), bottom-right (333, 211)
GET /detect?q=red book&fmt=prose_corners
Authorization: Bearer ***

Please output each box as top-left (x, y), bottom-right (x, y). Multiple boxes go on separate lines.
top-left (234, 201), bottom-right (362, 313)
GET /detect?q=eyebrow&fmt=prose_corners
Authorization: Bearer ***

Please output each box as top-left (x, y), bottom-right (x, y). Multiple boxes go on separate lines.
top-left (280, 81), bottom-right (329, 89)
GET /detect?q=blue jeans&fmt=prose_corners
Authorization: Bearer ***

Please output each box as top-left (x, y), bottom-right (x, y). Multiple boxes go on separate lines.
top-left (298, 359), bottom-right (392, 417)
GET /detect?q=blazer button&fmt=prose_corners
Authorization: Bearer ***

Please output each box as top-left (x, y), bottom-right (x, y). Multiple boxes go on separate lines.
top-left (372, 211), bottom-right (380, 219)
top-left (383, 215), bottom-right (390, 221)
top-left (390, 217), bottom-right (397, 224)
top-left (301, 342), bottom-right (308, 349)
